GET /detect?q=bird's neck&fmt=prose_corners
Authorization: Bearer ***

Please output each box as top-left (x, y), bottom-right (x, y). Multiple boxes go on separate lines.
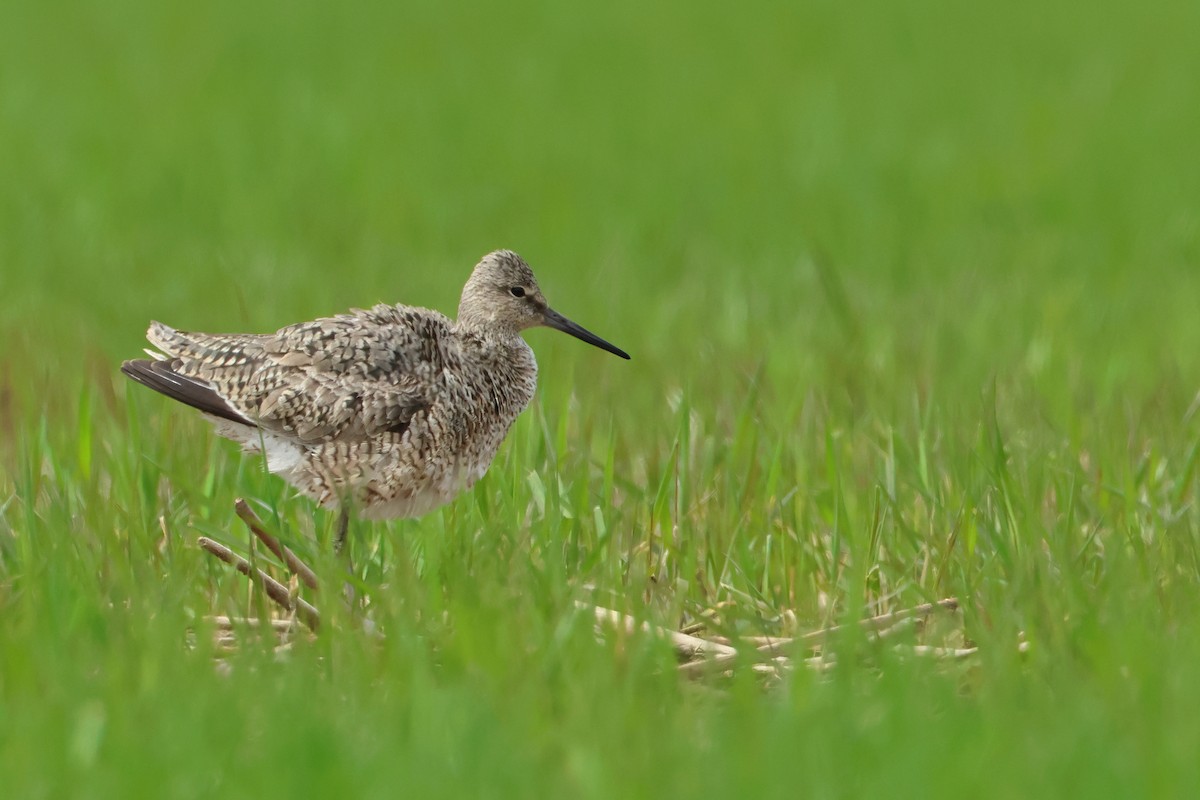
top-left (451, 318), bottom-right (528, 353)
top-left (454, 308), bottom-right (522, 338)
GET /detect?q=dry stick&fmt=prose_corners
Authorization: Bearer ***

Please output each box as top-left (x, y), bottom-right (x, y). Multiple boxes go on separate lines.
top-left (584, 603), bottom-right (738, 662)
top-left (871, 616), bottom-right (920, 641)
top-left (679, 598), bottom-right (962, 677)
top-left (678, 647), bottom-right (841, 679)
top-left (759, 597), bottom-right (961, 654)
top-left (204, 615), bottom-right (300, 633)
top-left (900, 637), bottom-right (1030, 660)
top-left (736, 616), bottom-right (916, 651)
top-left (198, 537), bottom-right (321, 631)
top-left (902, 645), bottom-right (979, 659)
top-left (677, 652), bottom-right (740, 677)
top-left (233, 498), bottom-right (320, 590)
top-left (752, 655), bottom-right (839, 676)
top-left (702, 600), bottom-right (958, 652)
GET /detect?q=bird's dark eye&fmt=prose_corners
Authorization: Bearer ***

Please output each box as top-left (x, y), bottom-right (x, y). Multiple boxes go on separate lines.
top-left (509, 286), bottom-right (526, 298)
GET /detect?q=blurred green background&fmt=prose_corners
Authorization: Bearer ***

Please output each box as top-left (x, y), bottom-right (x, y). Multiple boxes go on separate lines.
top-left (3, 0), bottom-right (1200, 796)
top-left (5, 0), bottom-right (1197, 382)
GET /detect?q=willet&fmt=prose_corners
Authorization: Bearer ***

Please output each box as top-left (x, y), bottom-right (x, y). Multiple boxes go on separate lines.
top-left (122, 249), bottom-right (629, 549)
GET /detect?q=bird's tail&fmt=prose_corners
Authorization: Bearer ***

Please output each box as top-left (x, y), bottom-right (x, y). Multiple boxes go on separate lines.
top-left (145, 321), bottom-right (265, 363)
top-left (120, 358), bottom-right (253, 425)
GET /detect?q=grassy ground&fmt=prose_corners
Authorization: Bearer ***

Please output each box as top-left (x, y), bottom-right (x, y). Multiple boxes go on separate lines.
top-left (3, 0), bottom-right (1200, 796)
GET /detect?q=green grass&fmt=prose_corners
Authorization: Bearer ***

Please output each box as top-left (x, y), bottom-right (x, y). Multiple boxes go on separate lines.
top-left (3, 0), bottom-right (1200, 796)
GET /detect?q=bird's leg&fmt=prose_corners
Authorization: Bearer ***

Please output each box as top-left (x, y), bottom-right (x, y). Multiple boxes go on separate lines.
top-left (333, 505), bottom-right (351, 555)
top-left (332, 502), bottom-right (359, 608)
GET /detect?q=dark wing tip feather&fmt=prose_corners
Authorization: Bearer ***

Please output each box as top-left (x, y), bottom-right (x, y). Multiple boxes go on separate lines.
top-left (121, 359), bottom-right (253, 426)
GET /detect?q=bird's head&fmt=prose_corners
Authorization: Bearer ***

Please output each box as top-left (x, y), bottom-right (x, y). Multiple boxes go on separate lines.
top-left (458, 250), bottom-right (630, 360)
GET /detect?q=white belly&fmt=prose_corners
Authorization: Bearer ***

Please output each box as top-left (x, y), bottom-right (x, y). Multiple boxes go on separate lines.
top-left (204, 411), bottom-right (508, 520)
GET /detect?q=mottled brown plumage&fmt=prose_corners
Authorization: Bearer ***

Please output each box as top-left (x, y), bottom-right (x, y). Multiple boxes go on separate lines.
top-left (122, 250), bottom-right (628, 538)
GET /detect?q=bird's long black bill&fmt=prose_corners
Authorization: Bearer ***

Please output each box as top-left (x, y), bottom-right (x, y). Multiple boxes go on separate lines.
top-left (543, 308), bottom-right (630, 360)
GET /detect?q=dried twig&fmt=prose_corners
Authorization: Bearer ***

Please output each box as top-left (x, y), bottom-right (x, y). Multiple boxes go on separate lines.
top-left (901, 645), bottom-right (979, 659)
top-left (584, 603), bottom-right (738, 662)
top-left (233, 498), bottom-right (319, 590)
top-left (204, 615), bottom-right (300, 633)
top-left (674, 598), bottom-right (962, 678)
top-left (760, 598), bottom-right (961, 654)
top-left (677, 650), bottom-right (741, 677)
top-left (198, 536), bottom-right (320, 630)
top-left (584, 597), bottom-right (954, 679)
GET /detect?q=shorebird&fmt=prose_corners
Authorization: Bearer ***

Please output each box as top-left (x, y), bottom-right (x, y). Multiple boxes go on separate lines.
top-left (122, 249), bottom-right (629, 549)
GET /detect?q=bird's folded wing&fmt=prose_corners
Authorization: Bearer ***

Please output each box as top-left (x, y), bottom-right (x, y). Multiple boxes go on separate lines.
top-left (157, 304), bottom-right (449, 443)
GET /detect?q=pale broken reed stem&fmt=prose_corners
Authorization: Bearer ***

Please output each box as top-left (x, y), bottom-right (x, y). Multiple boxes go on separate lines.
top-left (759, 598), bottom-right (961, 654)
top-left (204, 615), bottom-right (300, 633)
top-left (198, 537), bottom-right (321, 631)
top-left (583, 603), bottom-right (738, 662)
top-left (233, 498), bottom-right (319, 590)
